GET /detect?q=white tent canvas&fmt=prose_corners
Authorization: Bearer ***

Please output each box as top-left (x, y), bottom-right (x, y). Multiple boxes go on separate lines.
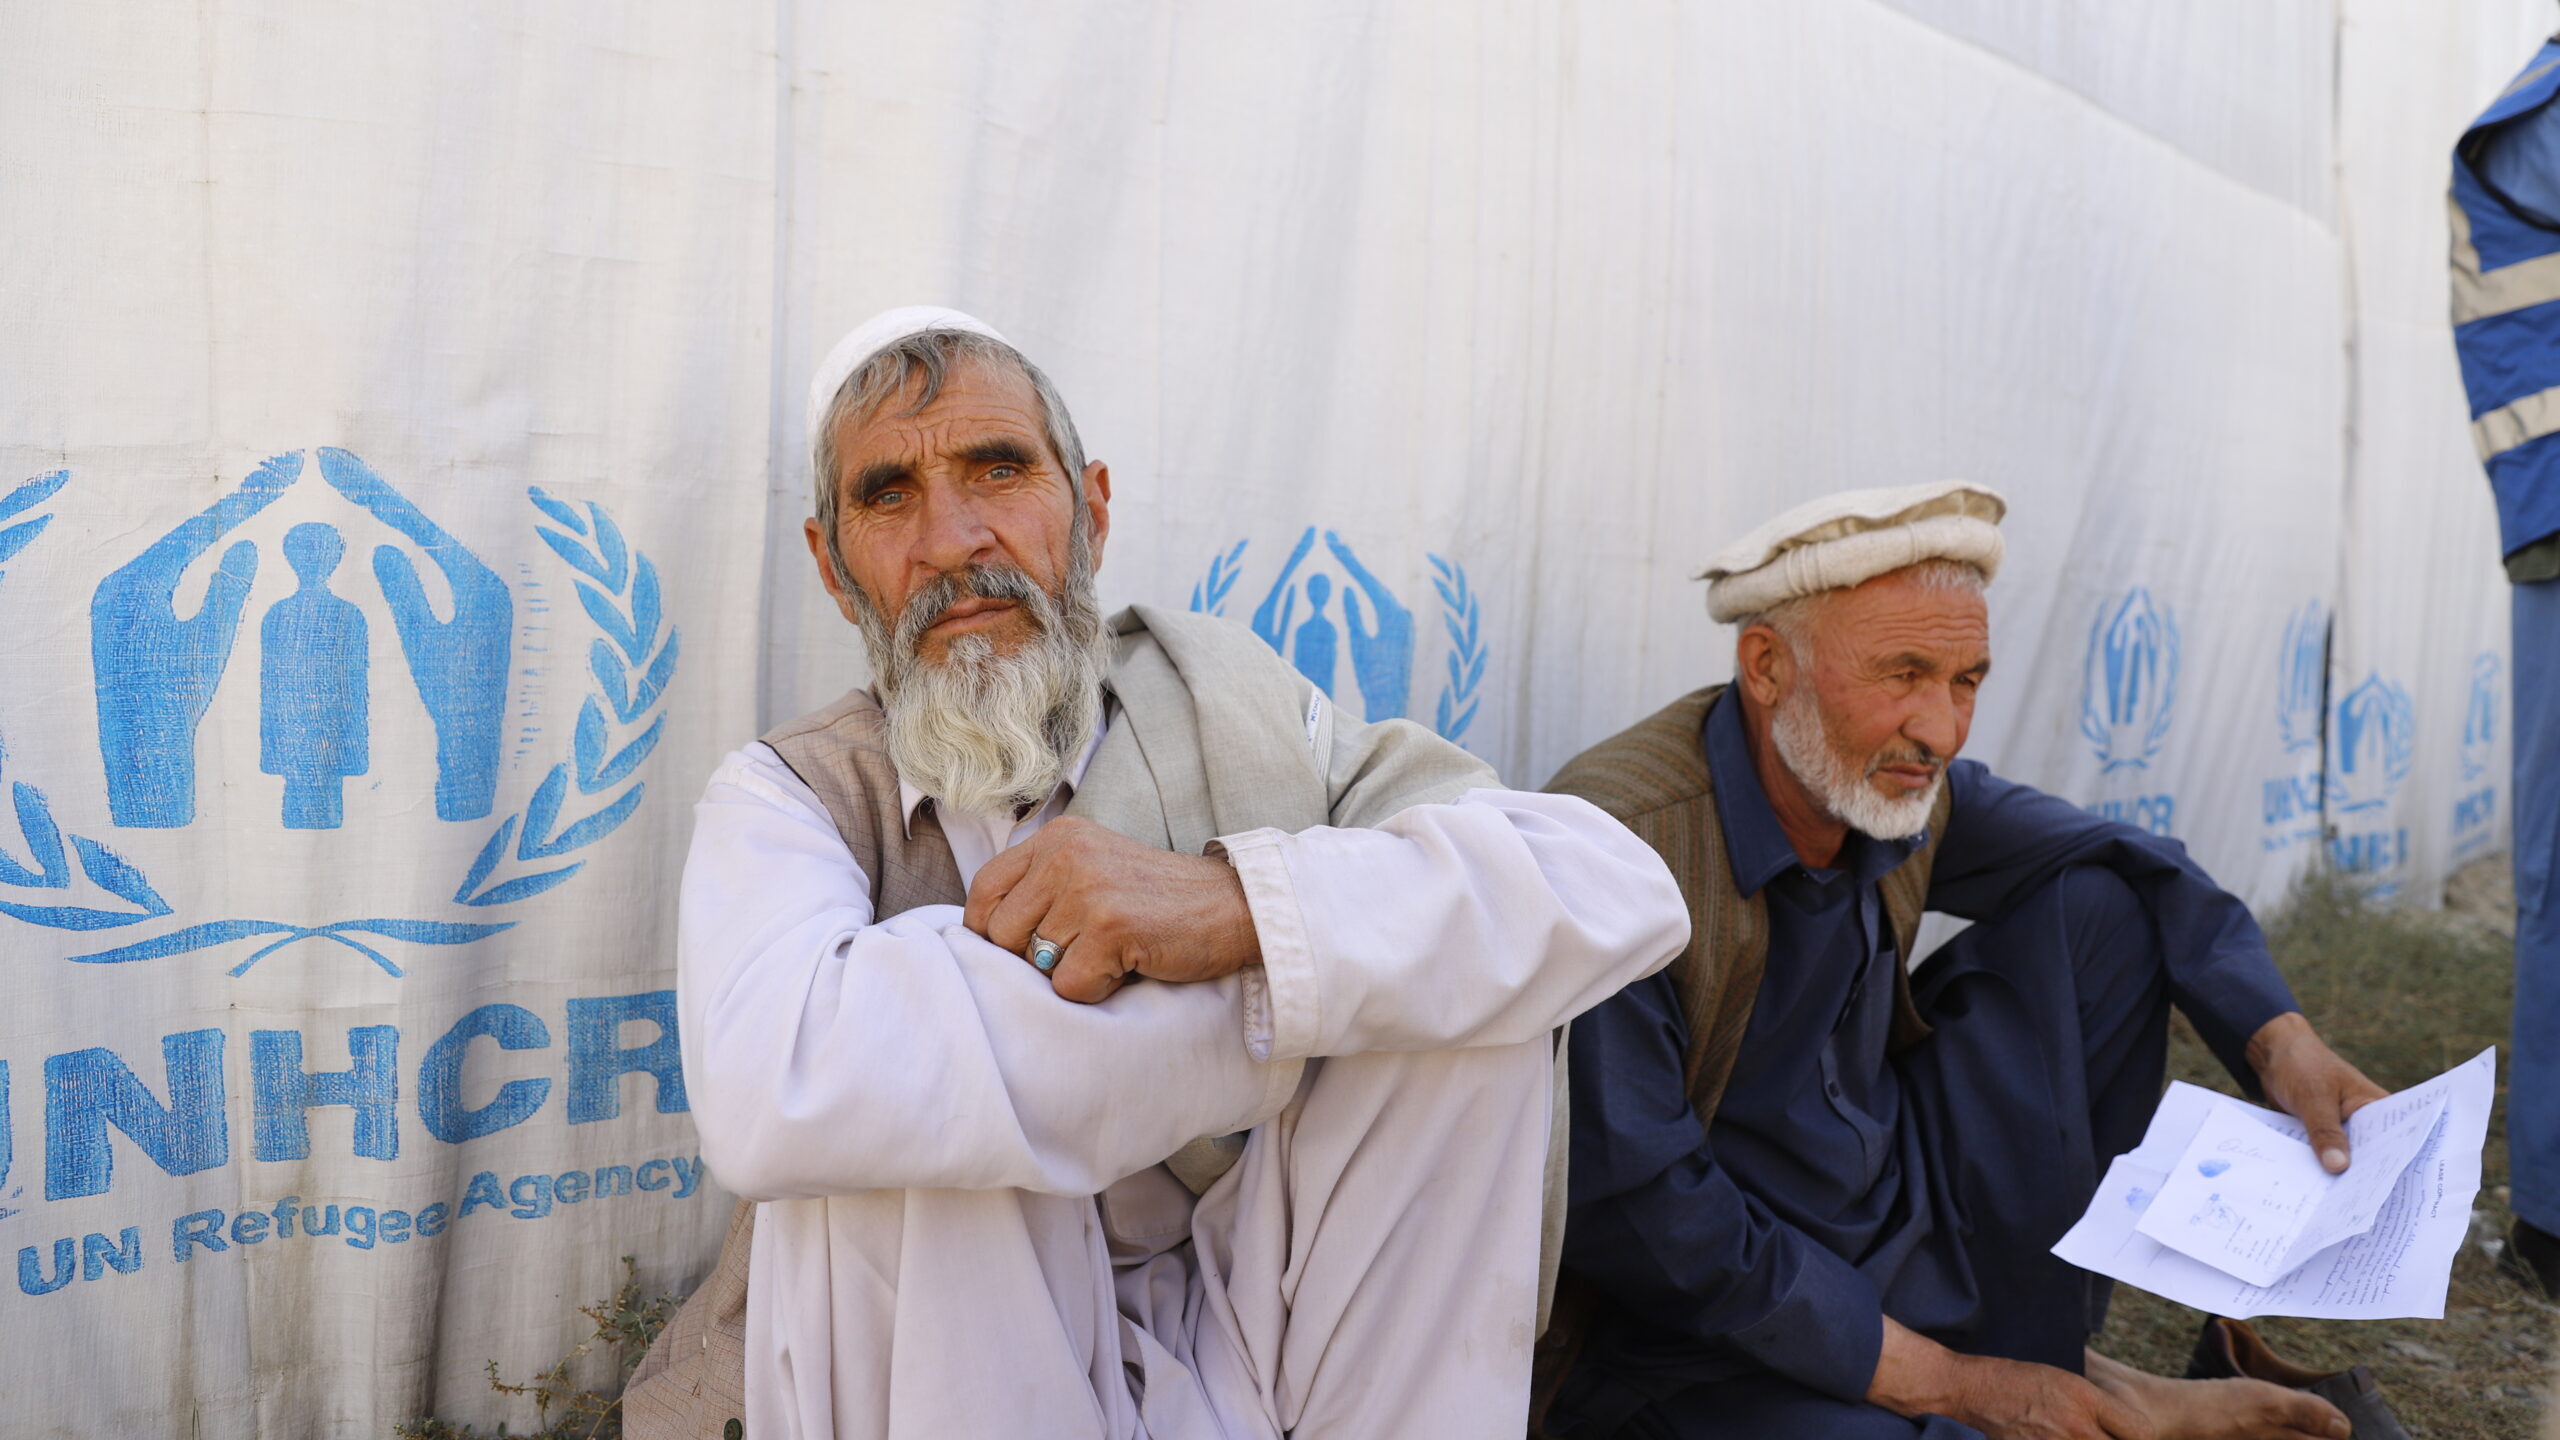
top-left (0, 0), bottom-right (2539, 1431)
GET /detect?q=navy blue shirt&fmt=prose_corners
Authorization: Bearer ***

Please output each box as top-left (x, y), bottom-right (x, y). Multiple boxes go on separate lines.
top-left (1561, 691), bottom-right (2299, 1403)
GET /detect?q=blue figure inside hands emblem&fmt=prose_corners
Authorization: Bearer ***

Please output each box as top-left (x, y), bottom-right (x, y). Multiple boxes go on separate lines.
top-left (1, 451), bottom-right (677, 975)
top-left (90, 449), bottom-right (513, 830)
top-left (1196, 527), bottom-right (1482, 742)
top-left (261, 523), bottom-right (371, 830)
top-left (91, 454), bottom-right (297, 829)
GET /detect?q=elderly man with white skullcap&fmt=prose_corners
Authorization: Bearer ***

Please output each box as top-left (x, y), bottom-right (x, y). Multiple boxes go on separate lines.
top-left (1540, 486), bottom-right (2406, 1440)
top-left (621, 308), bottom-right (1690, 1440)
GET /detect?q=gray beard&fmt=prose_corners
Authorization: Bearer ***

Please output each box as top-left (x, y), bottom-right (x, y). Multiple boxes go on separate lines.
top-left (1769, 682), bottom-right (1941, 841)
top-left (846, 521), bottom-right (1110, 817)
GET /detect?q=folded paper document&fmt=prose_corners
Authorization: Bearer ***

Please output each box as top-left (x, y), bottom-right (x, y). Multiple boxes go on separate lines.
top-left (2053, 1047), bottom-right (2495, 1319)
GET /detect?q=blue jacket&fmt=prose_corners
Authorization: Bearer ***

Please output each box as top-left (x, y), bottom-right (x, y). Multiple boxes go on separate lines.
top-left (2454, 35), bottom-right (2560, 561)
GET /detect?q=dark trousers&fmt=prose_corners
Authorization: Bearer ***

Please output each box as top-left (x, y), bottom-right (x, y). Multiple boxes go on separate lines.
top-left (2514, 578), bottom-right (2560, 1235)
top-left (1586, 864), bottom-right (2171, 1440)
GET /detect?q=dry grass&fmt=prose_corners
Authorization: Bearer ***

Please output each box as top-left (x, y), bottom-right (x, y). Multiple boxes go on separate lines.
top-left (393, 1257), bottom-right (679, 1439)
top-left (2094, 864), bottom-right (2555, 1438)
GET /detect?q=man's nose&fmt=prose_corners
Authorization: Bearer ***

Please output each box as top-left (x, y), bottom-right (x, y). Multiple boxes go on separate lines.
top-left (1905, 683), bottom-right (1964, 760)
top-left (912, 487), bottom-right (999, 574)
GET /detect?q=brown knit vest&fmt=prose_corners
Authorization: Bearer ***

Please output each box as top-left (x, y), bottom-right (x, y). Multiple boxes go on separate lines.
top-left (621, 691), bottom-right (963, 1440)
top-left (1527, 685), bottom-right (1950, 1435)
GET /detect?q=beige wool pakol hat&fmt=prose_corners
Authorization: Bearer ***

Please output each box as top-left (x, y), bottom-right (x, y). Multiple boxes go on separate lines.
top-left (1698, 480), bottom-right (2007, 623)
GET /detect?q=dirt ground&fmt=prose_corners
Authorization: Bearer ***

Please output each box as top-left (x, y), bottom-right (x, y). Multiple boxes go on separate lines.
top-left (2093, 860), bottom-right (2555, 1439)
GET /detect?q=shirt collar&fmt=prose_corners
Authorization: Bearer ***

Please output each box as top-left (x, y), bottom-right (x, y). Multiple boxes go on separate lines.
top-left (896, 705), bottom-right (1111, 836)
top-left (1703, 688), bottom-right (1925, 896)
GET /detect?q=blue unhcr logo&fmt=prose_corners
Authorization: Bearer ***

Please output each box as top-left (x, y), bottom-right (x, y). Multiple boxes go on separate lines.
top-left (0, 452), bottom-right (679, 975)
top-left (2260, 600), bottom-right (2328, 854)
top-left (2276, 600), bottom-right (2326, 755)
top-left (2453, 652), bottom-right (2502, 859)
top-left (2325, 671), bottom-right (2414, 883)
top-left (2326, 672), bottom-right (2415, 814)
top-left (2080, 588), bottom-right (2179, 837)
top-left (2461, 652), bottom-right (2501, 783)
top-left (2080, 588), bottom-right (2180, 773)
top-left (1189, 528), bottom-right (1487, 743)
top-left (92, 450), bottom-right (510, 830)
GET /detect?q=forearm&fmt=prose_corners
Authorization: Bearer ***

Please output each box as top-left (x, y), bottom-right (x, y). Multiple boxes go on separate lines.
top-left (680, 757), bottom-right (1292, 1198)
top-left (688, 906), bottom-right (1293, 1197)
top-left (1868, 1318), bottom-right (1961, 1418)
top-left (1220, 789), bottom-right (1688, 1060)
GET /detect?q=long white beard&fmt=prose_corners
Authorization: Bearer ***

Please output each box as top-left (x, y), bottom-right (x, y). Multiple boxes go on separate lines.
top-left (1769, 682), bottom-right (1941, 841)
top-left (850, 527), bottom-right (1109, 817)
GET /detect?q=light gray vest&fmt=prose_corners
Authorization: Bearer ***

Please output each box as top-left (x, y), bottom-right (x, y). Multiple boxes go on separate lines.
top-left (625, 604), bottom-right (1517, 1438)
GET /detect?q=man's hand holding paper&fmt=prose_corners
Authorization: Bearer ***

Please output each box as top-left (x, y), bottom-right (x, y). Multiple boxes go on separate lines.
top-left (2056, 1047), bottom-right (2498, 1320)
top-left (2136, 1088), bottom-right (2447, 1288)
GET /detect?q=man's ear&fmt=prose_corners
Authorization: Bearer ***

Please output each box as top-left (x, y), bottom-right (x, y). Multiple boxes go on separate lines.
top-left (1080, 460), bottom-right (1113, 566)
top-left (1735, 623), bottom-right (1791, 708)
top-left (803, 517), bottom-right (863, 625)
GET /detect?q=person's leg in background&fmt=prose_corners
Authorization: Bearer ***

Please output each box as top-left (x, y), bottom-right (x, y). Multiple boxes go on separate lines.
top-left (2507, 576), bottom-right (2560, 1292)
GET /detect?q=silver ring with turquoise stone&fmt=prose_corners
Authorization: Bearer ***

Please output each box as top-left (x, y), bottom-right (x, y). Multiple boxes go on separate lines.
top-left (1029, 934), bottom-right (1064, 973)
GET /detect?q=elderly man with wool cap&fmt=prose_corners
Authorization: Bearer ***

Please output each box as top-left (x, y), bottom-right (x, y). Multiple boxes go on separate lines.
top-left (1540, 485), bottom-right (2403, 1440)
top-left (621, 306), bottom-right (1691, 1440)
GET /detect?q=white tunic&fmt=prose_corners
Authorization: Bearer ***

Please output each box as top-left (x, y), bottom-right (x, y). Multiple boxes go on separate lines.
top-left (677, 740), bottom-right (1685, 1440)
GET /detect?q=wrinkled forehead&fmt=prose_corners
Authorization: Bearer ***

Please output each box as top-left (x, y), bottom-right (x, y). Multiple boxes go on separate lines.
top-left (1812, 570), bottom-right (1991, 665)
top-left (836, 355), bottom-right (1054, 471)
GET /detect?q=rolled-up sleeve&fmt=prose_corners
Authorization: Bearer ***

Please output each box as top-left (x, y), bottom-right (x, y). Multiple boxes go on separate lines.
top-left (1564, 970), bottom-right (1885, 1403)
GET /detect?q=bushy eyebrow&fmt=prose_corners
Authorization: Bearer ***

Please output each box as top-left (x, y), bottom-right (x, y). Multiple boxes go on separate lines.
top-left (850, 437), bottom-right (1047, 508)
top-left (1874, 651), bottom-right (1993, 679)
top-left (852, 461), bottom-right (914, 507)
top-left (956, 437), bottom-right (1042, 470)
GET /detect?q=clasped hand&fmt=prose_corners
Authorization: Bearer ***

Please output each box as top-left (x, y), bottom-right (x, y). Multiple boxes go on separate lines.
top-left (962, 817), bottom-right (1264, 1003)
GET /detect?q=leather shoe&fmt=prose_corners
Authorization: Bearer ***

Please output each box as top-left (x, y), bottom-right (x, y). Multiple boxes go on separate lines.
top-left (2185, 1316), bottom-right (2410, 1440)
top-left (2501, 1216), bottom-right (2560, 1298)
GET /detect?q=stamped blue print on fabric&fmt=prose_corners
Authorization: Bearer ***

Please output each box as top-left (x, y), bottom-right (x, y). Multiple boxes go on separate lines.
top-left (2327, 673), bottom-right (2416, 815)
top-left (2461, 653), bottom-right (2502, 784)
top-left (1190, 528), bottom-right (1487, 744)
top-left (2080, 586), bottom-right (2180, 836)
top-left (0, 471), bottom-right (68, 582)
top-left (2082, 587), bottom-right (2180, 773)
top-left (92, 454), bottom-right (301, 829)
top-left (2277, 600), bottom-right (2327, 756)
top-left (315, 448), bottom-right (512, 823)
top-left (261, 524), bottom-right (370, 829)
top-left (2323, 670), bottom-right (2417, 884)
top-left (2452, 652), bottom-right (2503, 858)
top-left (0, 455), bottom-right (680, 975)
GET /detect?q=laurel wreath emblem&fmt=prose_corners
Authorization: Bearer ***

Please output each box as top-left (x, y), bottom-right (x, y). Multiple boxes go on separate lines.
top-left (1187, 537), bottom-right (1486, 745)
top-left (1188, 539), bottom-right (1248, 617)
top-left (0, 472), bottom-right (676, 976)
top-left (1427, 554), bottom-right (1486, 744)
top-left (452, 488), bottom-right (679, 909)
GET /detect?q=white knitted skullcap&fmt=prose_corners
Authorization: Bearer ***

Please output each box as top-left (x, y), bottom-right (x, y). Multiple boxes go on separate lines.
top-left (805, 305), bottom-right (1010, 450)
top-left (1698, 481), bottom-right (2006, 623)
